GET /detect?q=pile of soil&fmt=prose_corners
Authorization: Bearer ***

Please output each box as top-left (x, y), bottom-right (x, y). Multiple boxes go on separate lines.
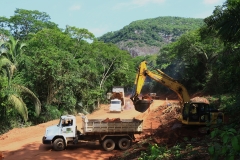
top-left (102, 118), bottom-right (122, 123)
top-left (191, 97), bottom-right (210, 104)
top-left (109, 101), bottom-right (210, 160)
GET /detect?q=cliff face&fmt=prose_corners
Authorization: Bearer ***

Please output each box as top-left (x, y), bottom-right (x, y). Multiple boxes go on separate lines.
top-left (117, 41), bottom-right (160, 57)
top-left (116, 34), bottom-right (174, 57)
top-left (98, 16), bottom-right (204, 57)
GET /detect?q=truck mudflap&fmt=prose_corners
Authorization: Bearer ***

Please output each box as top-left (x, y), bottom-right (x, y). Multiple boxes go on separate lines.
top-left (42, 136), bottom-right (52, 144)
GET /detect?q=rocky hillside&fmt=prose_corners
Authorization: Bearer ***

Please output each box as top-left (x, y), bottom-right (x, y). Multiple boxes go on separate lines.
top-left (98, 16), bottom-right (204, 57)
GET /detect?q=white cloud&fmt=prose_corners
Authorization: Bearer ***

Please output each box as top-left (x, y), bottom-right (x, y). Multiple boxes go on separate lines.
top-left (203, 0), bottom-right (222, 5)
top-left (69, 5), bottom-right (81, 11)
top-left (113, 0), bottom-right (165, 9)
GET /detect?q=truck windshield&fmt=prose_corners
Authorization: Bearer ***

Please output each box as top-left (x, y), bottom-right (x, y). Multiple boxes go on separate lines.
top-left (111, 101), bottom-right (121, 104)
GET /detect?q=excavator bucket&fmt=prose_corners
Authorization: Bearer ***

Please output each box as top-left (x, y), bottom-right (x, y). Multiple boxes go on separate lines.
top-left (134, 99), bottom-right (152, 112)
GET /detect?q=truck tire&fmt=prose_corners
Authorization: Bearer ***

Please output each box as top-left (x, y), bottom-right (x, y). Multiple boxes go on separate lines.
top-left (102, 139), bottom-right (115, 151)
top-left (53, 138), bottom-right (65, 151)
top-left (118, 138), bottom-right (131, 150)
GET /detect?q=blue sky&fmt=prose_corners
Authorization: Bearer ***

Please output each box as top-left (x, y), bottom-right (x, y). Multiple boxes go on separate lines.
top-left (0, 0), bottom-right (225, 37)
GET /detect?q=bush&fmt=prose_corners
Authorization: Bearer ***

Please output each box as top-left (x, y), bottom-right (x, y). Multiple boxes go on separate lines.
top-left (138, 143), bottom-right (182, 160)
top-left (208, 127), bottom-right (240, 160)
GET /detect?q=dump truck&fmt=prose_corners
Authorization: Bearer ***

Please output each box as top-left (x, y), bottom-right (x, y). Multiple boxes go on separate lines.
top-left (42, 115), bottom-right (143, 151)
top-left (107, 86), bottom-right (125, 112)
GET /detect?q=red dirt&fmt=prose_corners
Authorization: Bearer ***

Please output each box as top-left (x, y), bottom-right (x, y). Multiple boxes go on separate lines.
top-left (0, 97), bottom-right (197, 160)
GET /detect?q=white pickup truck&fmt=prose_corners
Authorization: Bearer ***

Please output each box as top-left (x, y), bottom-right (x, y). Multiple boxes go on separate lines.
top-left (42, 115), bottom-right (143, 151)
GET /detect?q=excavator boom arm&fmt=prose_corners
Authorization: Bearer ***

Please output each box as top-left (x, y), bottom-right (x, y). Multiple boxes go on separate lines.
top-left (131, 61), bottom-right (190, 112)
top-left (131, 61), bottom-right (147, 100)
top-left (146, 70), bottom-right (190, 102)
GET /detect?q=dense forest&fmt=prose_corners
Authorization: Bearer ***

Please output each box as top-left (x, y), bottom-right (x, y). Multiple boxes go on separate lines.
top-left (1, 0), bottom-right (240, 159)
top-left (0, 9), bottom-right (137, 129)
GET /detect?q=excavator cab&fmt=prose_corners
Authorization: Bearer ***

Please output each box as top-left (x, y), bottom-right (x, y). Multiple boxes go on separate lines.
top-left (181, 102), bottom-right (223, 125)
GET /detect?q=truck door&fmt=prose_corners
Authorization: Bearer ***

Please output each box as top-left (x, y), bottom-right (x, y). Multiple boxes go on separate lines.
top-left (61, 118), bottom-right (75, 137)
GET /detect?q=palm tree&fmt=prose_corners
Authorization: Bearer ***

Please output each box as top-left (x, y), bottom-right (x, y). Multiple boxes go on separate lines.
top-left (0, 36), bottom-right (41, 122)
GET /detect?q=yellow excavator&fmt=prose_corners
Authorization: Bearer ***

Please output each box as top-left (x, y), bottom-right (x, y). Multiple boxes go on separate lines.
top-left (130, 61), bottom-right (224, 125)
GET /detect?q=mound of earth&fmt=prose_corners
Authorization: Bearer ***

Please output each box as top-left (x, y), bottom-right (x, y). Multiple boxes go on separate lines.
top-left (109, 100), bottom-right (210, 160)
top-left (191, 97), bottom-right (209, 104)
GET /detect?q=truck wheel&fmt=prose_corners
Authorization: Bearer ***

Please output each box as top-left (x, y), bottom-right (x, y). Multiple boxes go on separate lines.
top-left (118, 138), bottom-right (131, 150)
top-left (102, 139), bottom-right (115, 151)
top-left (53, 138), bottom-right (65, 151)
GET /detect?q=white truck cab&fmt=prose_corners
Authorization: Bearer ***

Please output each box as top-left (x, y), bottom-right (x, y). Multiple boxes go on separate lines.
top-left (109, 98), bottom-right (122, 112)
top-left (42, 115), bottom-right (78, 151)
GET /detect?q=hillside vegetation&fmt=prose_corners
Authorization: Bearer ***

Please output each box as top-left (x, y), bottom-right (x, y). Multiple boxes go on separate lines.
top-left (98, 16), bottom-right (204, 56)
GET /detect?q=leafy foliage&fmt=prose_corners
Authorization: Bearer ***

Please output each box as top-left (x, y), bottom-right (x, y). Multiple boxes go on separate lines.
top-left (138, 143), bottom-right (186, 160)
top-left (155, 29), bottom-right (224, 92)
top-left (204, 0), bottom-right (240, 44)
top-left (208, 127), bottom-right (240, 160)
top-left (0, 36), bottom-right (41, 123)
top-left (0, 9), bottom-right (58, 40)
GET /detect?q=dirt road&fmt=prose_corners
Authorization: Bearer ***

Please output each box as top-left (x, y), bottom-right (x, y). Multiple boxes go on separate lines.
top-left (0, 99), bottom-right (172, 160)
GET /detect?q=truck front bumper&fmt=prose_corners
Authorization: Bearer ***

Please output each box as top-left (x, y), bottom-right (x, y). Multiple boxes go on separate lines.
top-left (42, 136), bottom-right (52, 144)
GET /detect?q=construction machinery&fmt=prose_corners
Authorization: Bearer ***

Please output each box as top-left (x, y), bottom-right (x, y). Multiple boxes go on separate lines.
top-left (130, 61), bottom-right (224, 125)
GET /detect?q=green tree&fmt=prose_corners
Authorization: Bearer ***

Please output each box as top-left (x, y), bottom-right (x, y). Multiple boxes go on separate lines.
top-left (24, 28), bottom-right (81, 115)
top-left (65, 25), bottom-right (95, 41)
top-left (73, 41), bottom-right (134, 110)
top-left (203, 0), bottom-right (240, 95)
top-left (156, 30), bottom-right (224, 92)
top-left (204, 0), bottom-right (240, 45)
top-left (0, 36), bottom-right (41, 122)
top-left (0, 8), bottom-right (58, 40)
top-left (90, 41), bottom-right (134, 90)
